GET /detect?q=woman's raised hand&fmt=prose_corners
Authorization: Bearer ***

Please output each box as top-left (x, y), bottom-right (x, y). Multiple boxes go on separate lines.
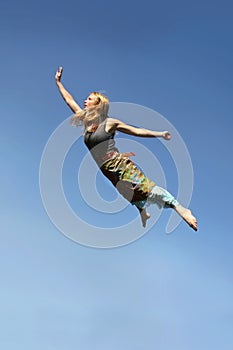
top-left (55, 66), bottom-right (63, 82)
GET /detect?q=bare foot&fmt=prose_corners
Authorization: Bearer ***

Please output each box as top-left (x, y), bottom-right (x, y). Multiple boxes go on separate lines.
top-left (140, 209), bottom-right (151, 228)
top-left (174, 205), bottom-right (198, 231)
top-left (182, 209), bottom-right (198, 231)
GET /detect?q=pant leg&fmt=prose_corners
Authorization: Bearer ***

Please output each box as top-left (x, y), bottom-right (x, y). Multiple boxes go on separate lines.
top-left (147, 186), bottom-right (179, 209)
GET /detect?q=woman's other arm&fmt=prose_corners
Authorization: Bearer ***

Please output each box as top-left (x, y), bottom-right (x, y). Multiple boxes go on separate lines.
top-left (106, 118), bottom-right (171, 140)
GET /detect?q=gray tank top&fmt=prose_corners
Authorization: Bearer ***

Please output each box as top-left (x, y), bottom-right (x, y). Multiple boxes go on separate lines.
top-left (84, 119), bottom-right (118, 166)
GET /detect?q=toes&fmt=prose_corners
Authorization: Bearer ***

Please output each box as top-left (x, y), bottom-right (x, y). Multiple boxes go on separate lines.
top-left (190, 221), bottom-right (198, 231)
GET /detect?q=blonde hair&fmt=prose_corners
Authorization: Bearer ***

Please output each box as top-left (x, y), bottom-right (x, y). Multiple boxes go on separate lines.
top-left (71, 92), bottom-right (109, 130)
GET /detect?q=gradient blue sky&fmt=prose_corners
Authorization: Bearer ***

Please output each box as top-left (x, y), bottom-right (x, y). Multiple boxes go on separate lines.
top-left (1, 0), bottom-right (233, 349)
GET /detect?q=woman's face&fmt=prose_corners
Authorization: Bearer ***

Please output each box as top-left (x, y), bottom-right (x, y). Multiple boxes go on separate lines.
top-left (84, 93), bottom-right (98, 109)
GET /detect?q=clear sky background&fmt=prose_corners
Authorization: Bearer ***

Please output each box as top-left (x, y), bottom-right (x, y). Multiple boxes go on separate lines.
top-left (1, 0), bottom-right (233, 349)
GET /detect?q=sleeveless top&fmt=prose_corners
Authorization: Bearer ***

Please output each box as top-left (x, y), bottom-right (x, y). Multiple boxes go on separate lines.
top-left (84, 119), bottom-right (118, 167)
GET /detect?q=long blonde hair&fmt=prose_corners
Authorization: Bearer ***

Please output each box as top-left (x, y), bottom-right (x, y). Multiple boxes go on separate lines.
top-left (70, 92), bottom-right (109, 131)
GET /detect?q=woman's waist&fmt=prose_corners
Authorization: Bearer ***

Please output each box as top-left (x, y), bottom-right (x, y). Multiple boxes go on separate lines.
top-left (90, 148), bottom-right (119, 167)
top-left (99, 151), bottom-right (136, 169)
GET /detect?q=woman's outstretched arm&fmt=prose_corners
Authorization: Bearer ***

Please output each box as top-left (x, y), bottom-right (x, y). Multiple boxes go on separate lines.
top-left (55, 67), bottom-right (82, 113)
top-left (106, 118), bottom-right (171, 140)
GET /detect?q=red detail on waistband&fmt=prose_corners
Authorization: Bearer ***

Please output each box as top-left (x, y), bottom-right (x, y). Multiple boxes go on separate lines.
top-left (122, 152), bottom-right (136, 157)
top-left (102, 151), bottom-right (136, 162)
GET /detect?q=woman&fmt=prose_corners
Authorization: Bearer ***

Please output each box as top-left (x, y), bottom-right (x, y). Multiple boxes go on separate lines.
top-left (55, 67), bottom-right (197, 231)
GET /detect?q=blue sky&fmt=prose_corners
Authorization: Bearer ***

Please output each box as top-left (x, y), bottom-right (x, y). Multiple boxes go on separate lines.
top-left (1, 0), bottom-right (233, 349)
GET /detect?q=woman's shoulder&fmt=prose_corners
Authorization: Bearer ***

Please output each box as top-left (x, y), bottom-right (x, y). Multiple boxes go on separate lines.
top-left (105, 118), bottom-right (120, 133)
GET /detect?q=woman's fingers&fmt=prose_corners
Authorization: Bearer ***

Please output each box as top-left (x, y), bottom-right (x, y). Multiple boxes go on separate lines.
top-left (55, 66), bottom-right (63, 81)
top-left (163, 131), bottom-right (171, 140)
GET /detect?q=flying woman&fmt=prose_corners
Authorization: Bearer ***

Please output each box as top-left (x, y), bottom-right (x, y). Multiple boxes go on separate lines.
top-left (55, 67), bottom-right (197, 231)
